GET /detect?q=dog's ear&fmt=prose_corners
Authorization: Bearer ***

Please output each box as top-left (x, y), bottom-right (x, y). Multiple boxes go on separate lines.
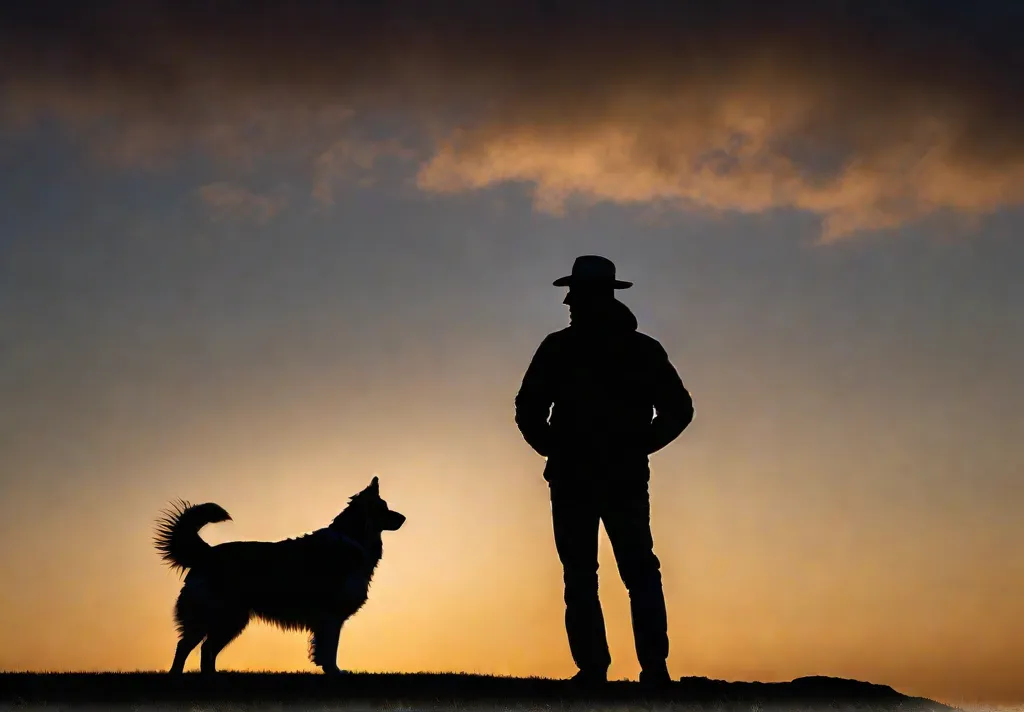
top-left (369, 475), bottom-right (379, 492)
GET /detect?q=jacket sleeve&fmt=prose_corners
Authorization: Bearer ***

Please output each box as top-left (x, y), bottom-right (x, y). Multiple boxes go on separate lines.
top-left (515, 335), bottom-right (557, 457)
top-left (647, 340), bottom-right (694, 454)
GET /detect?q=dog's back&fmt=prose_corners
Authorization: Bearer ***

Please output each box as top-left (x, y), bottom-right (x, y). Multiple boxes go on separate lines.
top-left (185, 534), bottom-right (374, 624)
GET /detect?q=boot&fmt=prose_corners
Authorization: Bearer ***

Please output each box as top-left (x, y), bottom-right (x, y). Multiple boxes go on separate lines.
top-left (568, 668), bottom-right (608, 689)
top-left (638, 663), bottom-right (673, 689)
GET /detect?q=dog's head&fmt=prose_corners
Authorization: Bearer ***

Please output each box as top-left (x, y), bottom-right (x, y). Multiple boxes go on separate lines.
top-left (340, 476), bottom-right (406, 534)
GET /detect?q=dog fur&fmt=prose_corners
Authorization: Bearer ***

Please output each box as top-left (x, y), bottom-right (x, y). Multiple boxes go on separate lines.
top-left (153, 476), bottom-right (405, 674)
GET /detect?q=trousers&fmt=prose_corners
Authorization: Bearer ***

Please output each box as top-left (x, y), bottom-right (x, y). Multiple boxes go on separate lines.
top-left (548, 469), bottom-right (669, 674)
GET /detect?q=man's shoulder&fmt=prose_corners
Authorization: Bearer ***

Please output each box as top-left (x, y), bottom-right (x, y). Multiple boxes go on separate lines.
top-left (631, 331), bottom-right (676, 366)
top-left (526, 328), bottom-right (571, 363)
top-left (628, 329), bottom-right (665, 352)
top-left (541, 328), bottom-right (667, 358)
top-left (539, 327), bottom-right (573, 347)
top-left (542, 327), bottom-right (663, 344)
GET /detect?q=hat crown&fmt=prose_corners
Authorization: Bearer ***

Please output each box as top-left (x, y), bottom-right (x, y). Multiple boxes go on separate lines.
top-left (570, 255), bottom-right (617, 280)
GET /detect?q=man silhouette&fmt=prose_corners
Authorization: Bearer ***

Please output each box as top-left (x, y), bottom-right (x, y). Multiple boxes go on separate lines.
top-left (515, 255), bottom-right (694, 688)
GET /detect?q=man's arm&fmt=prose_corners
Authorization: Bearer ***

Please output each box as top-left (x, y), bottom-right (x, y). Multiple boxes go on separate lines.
top-left (647, 341), bottom-right (694, 455)
top-left (515, 335), bottom-right (557, 457)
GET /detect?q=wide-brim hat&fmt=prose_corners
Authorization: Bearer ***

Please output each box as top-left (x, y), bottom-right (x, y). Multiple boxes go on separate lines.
top-left (553, 255), bottom-right (633, 289)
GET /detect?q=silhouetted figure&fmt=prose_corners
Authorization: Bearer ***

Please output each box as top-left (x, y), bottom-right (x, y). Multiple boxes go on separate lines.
top-left (515, 255), bottom-right (694, 688)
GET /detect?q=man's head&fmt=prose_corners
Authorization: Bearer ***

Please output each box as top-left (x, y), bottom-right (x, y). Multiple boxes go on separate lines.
top-left (553, 255), bottom-right (632, 320)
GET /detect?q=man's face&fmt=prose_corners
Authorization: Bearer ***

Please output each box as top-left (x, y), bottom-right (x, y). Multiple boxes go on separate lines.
top-left (564, 286), bottom-right (612, 320)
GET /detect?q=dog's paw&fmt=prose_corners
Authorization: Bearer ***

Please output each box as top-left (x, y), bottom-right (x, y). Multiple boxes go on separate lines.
top-left (321, 665), bottom-right (350, 676)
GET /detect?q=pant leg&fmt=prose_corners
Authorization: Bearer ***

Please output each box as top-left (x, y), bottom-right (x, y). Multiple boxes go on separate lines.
top-left (600, 478), bottom-right (670, 672)
top-left (550, 481), bottom-right (612, 674)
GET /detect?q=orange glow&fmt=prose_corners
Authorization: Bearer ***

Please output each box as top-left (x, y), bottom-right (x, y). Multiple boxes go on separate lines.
top-left (2, 387), bottom-right (1022, 708)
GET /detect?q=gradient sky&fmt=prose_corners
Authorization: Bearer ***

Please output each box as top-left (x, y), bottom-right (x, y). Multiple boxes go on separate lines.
top-left (1, 1), bottom-right (1023, 707)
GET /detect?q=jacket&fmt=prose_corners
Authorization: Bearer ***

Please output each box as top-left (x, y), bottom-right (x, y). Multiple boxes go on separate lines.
top-left (514, 299), bottom-right (694, 476)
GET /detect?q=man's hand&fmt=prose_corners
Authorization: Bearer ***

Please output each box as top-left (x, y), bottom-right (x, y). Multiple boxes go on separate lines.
top-left (515, 335), bottom-right (557, 457)
top-left (647, 341), bottom-right (694, 454)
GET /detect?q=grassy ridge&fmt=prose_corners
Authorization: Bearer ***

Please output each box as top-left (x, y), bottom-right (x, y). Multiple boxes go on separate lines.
top-left (0, 672), bottom-right (955, 710)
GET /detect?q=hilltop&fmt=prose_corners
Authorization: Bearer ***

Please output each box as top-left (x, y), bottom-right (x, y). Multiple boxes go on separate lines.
top-left (0, 671), bottom-right (957, 710)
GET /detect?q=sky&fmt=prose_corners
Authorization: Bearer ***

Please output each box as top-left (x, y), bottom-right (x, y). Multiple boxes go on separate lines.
top-left (0, 0), bottom-right (1023, 706)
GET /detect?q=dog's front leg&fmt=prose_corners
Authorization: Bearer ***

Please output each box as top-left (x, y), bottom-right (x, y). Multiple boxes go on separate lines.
top-left (309, 619), bottom-right (344, 675)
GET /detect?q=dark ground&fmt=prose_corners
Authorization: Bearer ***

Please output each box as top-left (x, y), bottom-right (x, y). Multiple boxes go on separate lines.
top-left (0, 672), bottom-right (957, 710)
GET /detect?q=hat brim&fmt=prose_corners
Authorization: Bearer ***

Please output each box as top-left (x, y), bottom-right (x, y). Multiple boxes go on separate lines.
top-left (553, 275), bottom-right (633, 289)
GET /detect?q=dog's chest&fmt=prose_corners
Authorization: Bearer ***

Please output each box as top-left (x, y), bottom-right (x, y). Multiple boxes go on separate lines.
top-left (338, 571), bottom-right (371, 604)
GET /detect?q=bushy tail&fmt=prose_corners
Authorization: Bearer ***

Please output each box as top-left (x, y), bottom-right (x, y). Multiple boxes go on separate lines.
top-left (153, 499), bottom-right (232, 573)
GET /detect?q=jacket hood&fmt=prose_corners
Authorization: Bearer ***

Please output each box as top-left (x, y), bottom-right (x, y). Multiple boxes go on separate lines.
top-left (570, 297), bottom-right (638, 333)
top-left (609, 298), bottom-right (639, 331)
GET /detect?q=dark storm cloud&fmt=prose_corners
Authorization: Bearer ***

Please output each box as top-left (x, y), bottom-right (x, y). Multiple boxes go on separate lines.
top-left (2, 0), bottom-right (1022, 238)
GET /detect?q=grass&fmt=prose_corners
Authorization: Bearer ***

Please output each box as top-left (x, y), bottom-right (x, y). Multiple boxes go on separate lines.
top-left (0, 672), bottom-right (957, 711)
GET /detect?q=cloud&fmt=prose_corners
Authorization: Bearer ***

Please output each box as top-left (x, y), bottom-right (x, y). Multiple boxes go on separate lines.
top-left (196, 182), bottom-right (286, 224)
top-left (416, 105), bottom-right (1024, 241)
top-left (2, 0), bottom-right (1022, 239)
top-left (313, 137), bottom-right (419, 205)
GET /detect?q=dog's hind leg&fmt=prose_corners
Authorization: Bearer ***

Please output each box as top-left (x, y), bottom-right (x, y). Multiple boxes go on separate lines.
top-left (170, 585), bottom-right (208, 674)
top-left (309, 618), bottom-right (344, 675)
top-left (199, 613), bottom-right (249, 674)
